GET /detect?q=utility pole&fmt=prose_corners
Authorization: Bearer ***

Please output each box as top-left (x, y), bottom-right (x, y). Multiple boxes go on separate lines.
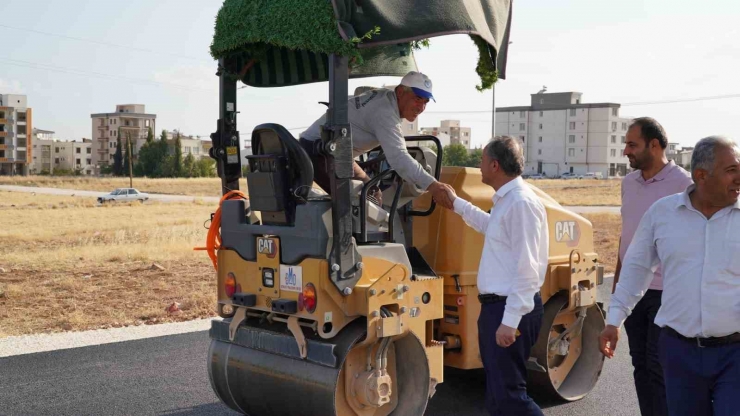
top-left (127, 135), bottom-right (133, 188)
top-left (491, 84), bottom-right (496, 139)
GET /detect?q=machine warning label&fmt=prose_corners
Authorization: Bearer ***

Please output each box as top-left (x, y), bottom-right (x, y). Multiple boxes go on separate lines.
top-left (555, 220), bottom-right (580, 247)
top-left (280, 265), bottom-right (302, 292)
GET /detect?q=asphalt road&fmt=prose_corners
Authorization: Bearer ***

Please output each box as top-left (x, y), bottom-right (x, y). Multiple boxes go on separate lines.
top-left (0, 185), bottom-right (619, 213)
top-left (0, 278), bottom-right (639, 416)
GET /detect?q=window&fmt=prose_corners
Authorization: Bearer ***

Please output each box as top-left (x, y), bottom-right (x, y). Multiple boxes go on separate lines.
top-left (128, 189), bottom-right (137, 195)
top-left (76, 148), bottom-right (81, 154)
top-left (520, 111), bottom-right (526, 117)
top-left (76, 158), bottom-right (81, 165)
top-left (87, 159), bottom-right (91, 164)
top-left (569, 122), bottom-right (576, 130)
top-left (87, 148), bottom-right (91, 154)
top-left (539, 124), bottom-right (543, 130)
top-left (145, 120), bottom-right (150, 127)
top-left (610, 149), bottom-right (617, 157)
top-left (568, 148), bottom-right (575, 157)
top-left (611, 135), bottom-right (616, 144)
top-left (519, 123), bottom-right (525, 131)
top-left (539, 99), bottom-right (544, 104)
top-left (55, 157), bottom-right (60, 164)
top-left (611, 122), bottom-right (617, 131)
top-left (569, 135), bottom-right (575, 143)
top-left (569, 109), bottom-right (576, 116)
top-left (622, 122), bottom-right (627, 130)
top-left (621, 136), bottom-right (626, 143)
top-left (55, 147), bottom-right (59, 153)
top-left (520, 136), bottom-right (525, 143)
top-left (612, 108), bottom-right (618, 116)
top-left (539, 111), bottom-right (543, 117)
top-left (539, 137), bottom-right (543, 143)
top-left (538, 149), bottom-right (542, 155)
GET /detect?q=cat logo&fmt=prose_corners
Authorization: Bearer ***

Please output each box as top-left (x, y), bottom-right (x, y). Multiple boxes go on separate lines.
top-left (555, 221), bottom-right (580, 247)
top-left (257, 238), bottom-right (277, 258)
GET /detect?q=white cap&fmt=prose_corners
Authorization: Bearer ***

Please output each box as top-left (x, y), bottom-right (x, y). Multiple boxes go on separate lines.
top-left (400, 71), bottom-right (435, 102)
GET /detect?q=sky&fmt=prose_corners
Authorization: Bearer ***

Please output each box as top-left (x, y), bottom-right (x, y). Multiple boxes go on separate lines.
top-left (0, 0), bottom-right (738, 149)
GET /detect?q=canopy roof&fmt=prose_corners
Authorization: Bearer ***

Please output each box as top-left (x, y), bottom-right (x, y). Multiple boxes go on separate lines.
top-left (210, 0), bottom-right (512, 89)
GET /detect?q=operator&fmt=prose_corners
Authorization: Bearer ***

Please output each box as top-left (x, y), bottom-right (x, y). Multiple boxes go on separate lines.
top-left (600, 136), bottom-right (740, 416)
top-left (440, 136), bottom-right (548, 416)
top-left (299, 71), bottom-right (453, 208)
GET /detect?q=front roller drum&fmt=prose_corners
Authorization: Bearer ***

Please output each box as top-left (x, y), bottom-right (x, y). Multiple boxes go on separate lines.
top-left (527, 292), bottom-right (606, 401)
top-left (208, 318), bottom-right (433, 416)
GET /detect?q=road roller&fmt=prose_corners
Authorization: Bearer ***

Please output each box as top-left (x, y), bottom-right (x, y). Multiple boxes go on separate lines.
top-left (203, 1), bottom-right (607, 415)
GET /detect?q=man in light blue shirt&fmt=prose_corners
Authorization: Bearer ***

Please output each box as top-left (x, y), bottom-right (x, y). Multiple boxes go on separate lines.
top-left (442, 136), bottom-right (548, 416)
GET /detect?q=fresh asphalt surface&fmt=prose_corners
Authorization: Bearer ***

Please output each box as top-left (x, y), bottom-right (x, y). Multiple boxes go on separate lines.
top-left (0, 277), bottom-right (639, 416)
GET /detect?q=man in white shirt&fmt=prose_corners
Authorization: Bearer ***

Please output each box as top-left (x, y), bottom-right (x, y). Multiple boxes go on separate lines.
top-left (442, 136), bottom-right (548, 416)
top-left (600, 136), bottom-right (740, 416)
top-left (300, 71), bottom-right (453, 208)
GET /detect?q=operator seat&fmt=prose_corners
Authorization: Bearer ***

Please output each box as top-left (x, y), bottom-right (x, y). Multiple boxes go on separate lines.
top-left (245, 123), bottom-right (314, 226)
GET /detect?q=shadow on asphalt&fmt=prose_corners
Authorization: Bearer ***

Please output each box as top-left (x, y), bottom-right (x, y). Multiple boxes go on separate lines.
top-left (160, 402), bottom-right (238, 416)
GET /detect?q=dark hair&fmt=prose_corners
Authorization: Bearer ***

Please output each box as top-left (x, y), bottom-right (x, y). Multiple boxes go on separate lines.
top-left (630, 117), bottom-right (668, 149)
top-left (484, 136), bottom-right (524, 176)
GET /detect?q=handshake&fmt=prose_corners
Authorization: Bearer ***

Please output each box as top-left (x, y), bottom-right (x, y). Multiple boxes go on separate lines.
top-left (428, 181), bottom-right (457, 210)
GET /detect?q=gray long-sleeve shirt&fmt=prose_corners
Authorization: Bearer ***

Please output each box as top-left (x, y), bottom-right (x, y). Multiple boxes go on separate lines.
top-left (299, 88), bottom-right (436, 190)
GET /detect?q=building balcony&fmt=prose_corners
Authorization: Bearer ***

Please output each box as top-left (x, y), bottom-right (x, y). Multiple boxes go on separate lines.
top-left (0, 132), bottom-right (6, 137)
top-left (0, 157), bottom-right (15, 163)
top-left (0, 119), bottom-right (6, 125)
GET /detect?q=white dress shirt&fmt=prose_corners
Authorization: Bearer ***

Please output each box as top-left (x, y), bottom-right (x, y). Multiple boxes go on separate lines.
top-left (608, 185), bottom-right (740, 338)
top-left (453, 176), bottom-right (549, 328)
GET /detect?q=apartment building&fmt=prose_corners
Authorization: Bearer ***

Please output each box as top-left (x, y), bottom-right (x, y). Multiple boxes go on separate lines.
top-left (420, 120), bottom-right (472, 149)
top-left (0, 94), bottom-right (33, 175)
top-left (91, 104), bottom-right (156, 174)
top-left (495, 92), bottom-right (632, 178)
top-left (29, 129), bottom-right (94, 175)
top-left (668, 144), bottom-right (693, 169)
top-left (164, 130), bottom-right (212, 159)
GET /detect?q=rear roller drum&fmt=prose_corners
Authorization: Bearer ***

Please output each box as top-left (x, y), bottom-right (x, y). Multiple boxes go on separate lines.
top-left (527, 293), bottom-right (606, 401)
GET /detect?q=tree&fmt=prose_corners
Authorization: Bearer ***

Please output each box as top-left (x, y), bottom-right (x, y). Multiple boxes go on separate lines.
top-left (172, 132), bottom-right (183, 177)
top-left (466, 148), bottom-right (483, 168)
top-left (113, 136), bottom-right (123, 176)
top-left (146, 127), bottom-right (153, 144)
top-left (183, 153), bottom-right (196, 178)
top-left (442, 143), bottom-right (469, 167)
top-left (195, 158), bottom-right (217, 177)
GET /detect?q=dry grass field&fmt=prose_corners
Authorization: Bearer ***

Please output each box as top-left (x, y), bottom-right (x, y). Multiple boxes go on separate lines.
top-left (529, 179), bottom-right (621, 206)
top-left (0, 176), bottom-right (622, 206)
top-left (0, 188), bottom-right (622, 337)
top-left (0, 175), bottom-right (224, 197)
top-left (0, 191), bottom-right (218, 337)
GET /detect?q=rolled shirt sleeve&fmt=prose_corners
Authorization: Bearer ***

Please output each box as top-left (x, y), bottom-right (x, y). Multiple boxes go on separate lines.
top-left (607, 207), bottom-right (660, 328)
top-left (369, 107), bottom-right (436, 190)
top-left (502, 200), bottom-right (547, 328)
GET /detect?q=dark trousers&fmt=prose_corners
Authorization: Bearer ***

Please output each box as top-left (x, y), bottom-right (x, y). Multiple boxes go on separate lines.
top-left (658, 328), bottom-right (740, 416)
top-left (623, 289), bottom-right (667, 416)
top-left (478, 294), bottom-right (544, 416)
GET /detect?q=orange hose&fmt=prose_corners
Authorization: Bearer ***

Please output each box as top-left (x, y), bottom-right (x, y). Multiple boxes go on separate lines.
top-left (195, 190), bottom-right (248, 271)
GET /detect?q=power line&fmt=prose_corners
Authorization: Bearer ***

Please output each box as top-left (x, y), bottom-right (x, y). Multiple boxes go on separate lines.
top-left (0, 56), bottom-right (213, 92)
top-left (0, 23), bottom-right (212, 63)
top-left (423, 93), bottom-right (740, 115)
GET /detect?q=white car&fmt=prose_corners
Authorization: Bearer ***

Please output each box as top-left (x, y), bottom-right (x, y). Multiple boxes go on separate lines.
top-left (98, 188), bottom-right (149, 203)
top-left (560, 172), bottom-right (584, 180)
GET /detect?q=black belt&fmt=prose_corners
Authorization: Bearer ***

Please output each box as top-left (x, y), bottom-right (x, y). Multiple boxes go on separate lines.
top-left (478, 293), bottom-right (507, 304)
top-left (664, 326), bottom-right (740, 348)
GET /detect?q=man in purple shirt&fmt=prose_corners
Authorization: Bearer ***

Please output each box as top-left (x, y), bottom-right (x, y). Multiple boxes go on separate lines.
top-left (615, 117), bottom-right (692, 416)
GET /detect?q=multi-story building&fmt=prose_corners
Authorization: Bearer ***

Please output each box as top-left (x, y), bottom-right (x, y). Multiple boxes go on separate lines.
top-left (0, 94), bottom-right (33, 175)
top-left (668, 145), bottom-right (693, 170)
top-left (91, 104), bottom-right (156, 174)
top-left (164, 130), bottom-right (212, 159)
top-left (495, 91), bottom-right (632, 178)
top-left (29, 129), bottom-right (94, 175)
top-left (420, 120), bottom-right (472, 150)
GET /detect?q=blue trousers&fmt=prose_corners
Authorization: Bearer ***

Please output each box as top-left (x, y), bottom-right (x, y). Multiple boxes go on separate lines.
top-left (478, 294), bottom-right (544, 416)
top-left (624, 289), bottom-right (668, 416)
top-left (658, 329), bottom-right (740, 416)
